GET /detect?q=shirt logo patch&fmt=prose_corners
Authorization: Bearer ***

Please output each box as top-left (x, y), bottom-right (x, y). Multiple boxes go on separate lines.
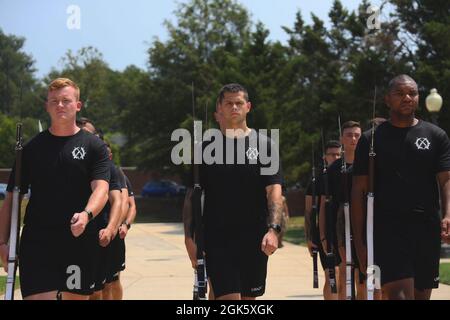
top-left (72, 147), bottom-right (87, 160)
top-left (415, 138), bottom-right (431, 150)
top-left (246, 147), bottom-right (259, 161)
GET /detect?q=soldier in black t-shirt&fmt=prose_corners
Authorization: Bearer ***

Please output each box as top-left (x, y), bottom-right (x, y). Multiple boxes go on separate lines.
top-left (321, 121), bottom-right (365, 300)
top-left (183, 84), bottom-right (283, 300)
top-left (304, 140), bottom-right (341, 300)
top-left (75, 119), bottom-right (131, 300)
top-left (92, 160), bottom-right (122, 299)
top-left (77, 119), bottom-right (123, 300)
top-left (118, 175), bottom-right (136, 241)
top-left (104, 166), bottom-right (134, 300)
top-left (352, 75), bottom-right (450, 300)
top-left (92, 146), bottom-right (125, 300)
top-left (0, 78), bottom-right (110, 300)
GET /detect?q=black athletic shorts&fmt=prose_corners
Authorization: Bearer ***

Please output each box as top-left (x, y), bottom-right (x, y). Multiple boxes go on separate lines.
top-left (205, 237), bottom-right (269, 298)
top-left (19, 224), bottom-right (99, 298)
top-left (374, 211), bottom-right (441, 289)
top-left (93, 244), bottom-right (108, 291)
top-left (105, 234), bottom-right (126, 283)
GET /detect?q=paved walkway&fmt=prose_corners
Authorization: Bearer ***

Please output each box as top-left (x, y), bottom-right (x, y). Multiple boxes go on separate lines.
top-left (122, 223), bottom-right (323, 300)
top-left (3, 223), bottom-right (450, 300)
top-left (121, 223), bottom-right (450, 300)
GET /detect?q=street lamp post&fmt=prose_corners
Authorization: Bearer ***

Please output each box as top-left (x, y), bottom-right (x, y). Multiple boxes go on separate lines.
top-left (426, 88), bottom-right (450, 258)
top-left (425, 88), bottom-right (443, 126)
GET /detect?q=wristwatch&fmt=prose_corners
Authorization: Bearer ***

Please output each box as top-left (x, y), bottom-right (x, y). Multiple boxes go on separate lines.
top-left (83, 210), bottom-right (94, 222)
top-left (268, 223), bottom-right (282, 233)
top-left (123, 222), bottom-right (131, 230)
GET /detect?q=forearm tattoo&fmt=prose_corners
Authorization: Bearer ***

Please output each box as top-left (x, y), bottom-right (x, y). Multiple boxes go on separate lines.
top-left (304, 206), bottom-right (311, 240)
top-left (182, 189), bottom-right (194, 238)
top-left (268, 199), bottom-right (284, 226)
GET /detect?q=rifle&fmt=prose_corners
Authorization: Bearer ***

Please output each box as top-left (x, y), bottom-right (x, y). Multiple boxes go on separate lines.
top-left (191, 83), bottom-right (207, 300)
top-left (367, 87), bottom-right (377, 300)
top-left (310, 143), bottom-right (319, 289)
top-left (321, 131), bottom-right (337, 294)
top-left (5, 124), bottom-right (23, 300)
top-left (338, 117), bottom-right (354, 300)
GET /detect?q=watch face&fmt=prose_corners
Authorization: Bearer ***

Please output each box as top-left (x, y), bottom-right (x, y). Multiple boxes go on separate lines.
top-left (269, 224), bottom-right (281, 233)
top-left (85, 210), bottom-right (93, 221)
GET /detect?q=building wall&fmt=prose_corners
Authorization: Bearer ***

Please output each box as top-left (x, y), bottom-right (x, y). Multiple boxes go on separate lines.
top-left (121, 168), bottom-right (182, 196)
top-left (286, 189), bottom-right (305, 217)
top-left (0, 168), bottom-right (181, 197)
top-left (1, 168), bottom-right (305, 217)
top-left (0, 169), bottom-right (10, 184)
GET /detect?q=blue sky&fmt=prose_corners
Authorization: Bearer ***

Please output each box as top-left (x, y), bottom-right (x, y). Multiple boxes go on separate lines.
top-left (0, 0), bottom-right (378, 78)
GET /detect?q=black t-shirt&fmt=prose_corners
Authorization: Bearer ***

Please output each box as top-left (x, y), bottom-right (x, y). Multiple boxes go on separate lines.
top-left (305, 169), bottom-right (325, 197)
top-left (326, 158), bottom-right (353, 207)
top-left (97, 161), bottom-right (122, 228)
top-left (353, 120), bottom-right (450, 217)
top-left (305, 170), bottom-right (324, 243)
top-left (125, 175), bottom-right (134, 196)
top-left (305, 170), bottom-right (325, 222)
top-left (116, 167), bottom-right (127, 191)
top-left (200, 129), bottom-right (283, 246)
top-left (324, 158), bottom-right (353, 243)
top-left (7, 129), bottom-right (110, 231)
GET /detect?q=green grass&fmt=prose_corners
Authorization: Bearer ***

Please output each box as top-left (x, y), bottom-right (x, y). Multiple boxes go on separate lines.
top-left (0, 276), bottom-right (20, 295)
top-left (440, 263), bottom-right (450, 285)
top-left (283, 216), bottom-right (306, 246)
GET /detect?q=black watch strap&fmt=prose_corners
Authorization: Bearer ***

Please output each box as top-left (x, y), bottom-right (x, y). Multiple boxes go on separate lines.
top-left (268, 223), bottom-right (282, 233)
top-left (83, 210), bottom-right (94, 221)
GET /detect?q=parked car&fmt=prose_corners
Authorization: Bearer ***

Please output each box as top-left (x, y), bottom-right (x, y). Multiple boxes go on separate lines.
top-left (141, 180), bottom-right (186, 197)
top-left (0, 183), bottom-right (6, 200)
top-left (0, 183), bottom-right (31, 200)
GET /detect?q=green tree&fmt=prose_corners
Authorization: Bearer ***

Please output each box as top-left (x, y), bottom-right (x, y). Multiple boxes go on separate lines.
top-left (123, 0), bottom-right (253, 178)
top-left (0, 29), bottom-right (43, 120)
top-left (280, 10), bottom-right (341, 185)
top-left (0, 114), bottom-right (16, 167)
top-left (0, 115), bottom-right (42, 167)
top-left (277, 0), bottom-right (414, 185)
top-left (390, 0), bottom-right (450, 131)
top-left (44, 47), bottom-right (119, 132)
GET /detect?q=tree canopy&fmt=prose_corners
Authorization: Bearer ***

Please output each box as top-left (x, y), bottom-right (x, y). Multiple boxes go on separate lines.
top-left (1, 0), bottom-right (448, 185)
